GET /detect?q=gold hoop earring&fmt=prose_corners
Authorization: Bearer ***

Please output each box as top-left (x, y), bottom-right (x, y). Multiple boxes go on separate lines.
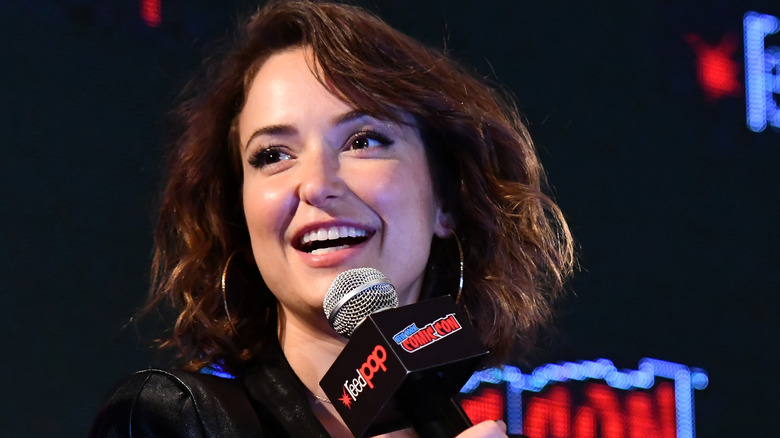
top-left (453, 232), bottom-right (464, 304)
top-left (221, 251), bottom-right (238, 331)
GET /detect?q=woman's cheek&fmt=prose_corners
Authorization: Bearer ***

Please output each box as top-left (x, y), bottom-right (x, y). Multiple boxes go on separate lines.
top-left (346, 162), bottom-right (406, 208)
top-left (244, 179), bottom-right (288, 237)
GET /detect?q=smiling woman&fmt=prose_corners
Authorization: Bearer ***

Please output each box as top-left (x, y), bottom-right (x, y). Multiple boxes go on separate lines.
top-left (239, 49), bottom-right (447, 323)
top-left (89, 1), bottom-right (573, 437)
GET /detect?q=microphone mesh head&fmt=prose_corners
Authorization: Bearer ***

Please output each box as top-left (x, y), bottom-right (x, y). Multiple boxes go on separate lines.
top-left (323, 268), bottom-right (398, 338)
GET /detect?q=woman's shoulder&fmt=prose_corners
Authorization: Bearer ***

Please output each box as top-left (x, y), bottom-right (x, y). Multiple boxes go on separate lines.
top-left (89, 368), bottom-right (262, 438)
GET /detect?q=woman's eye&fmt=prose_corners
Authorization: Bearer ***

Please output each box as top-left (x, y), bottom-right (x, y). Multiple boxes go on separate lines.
top-left (348, 131), bottom-right (393, 150)
top-left (248, 147), bottom-right (291, 169)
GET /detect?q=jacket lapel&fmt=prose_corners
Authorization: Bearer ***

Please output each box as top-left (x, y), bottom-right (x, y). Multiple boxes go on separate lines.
top-left (241, 339), bottom-right (331, 438)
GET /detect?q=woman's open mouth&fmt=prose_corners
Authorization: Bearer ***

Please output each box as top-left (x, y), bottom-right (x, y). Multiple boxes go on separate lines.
top-left (297, 226), bottom-right (373, 255)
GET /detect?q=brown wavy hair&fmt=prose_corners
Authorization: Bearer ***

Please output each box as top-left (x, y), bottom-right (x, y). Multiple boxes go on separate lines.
top-left (146, 0), bottom-right (574, 372)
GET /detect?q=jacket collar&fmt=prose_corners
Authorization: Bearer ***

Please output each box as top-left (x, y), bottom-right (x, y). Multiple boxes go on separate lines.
top-left (240, 337), bottom-right (331, 438)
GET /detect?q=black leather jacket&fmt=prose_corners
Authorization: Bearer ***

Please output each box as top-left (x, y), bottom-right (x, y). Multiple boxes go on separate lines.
top-left (89, 340), bottom-right (330, 438)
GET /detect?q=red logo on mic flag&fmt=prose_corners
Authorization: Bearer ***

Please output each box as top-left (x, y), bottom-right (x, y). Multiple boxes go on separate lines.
top-left (339, 387), bottom-right (353, 409)
top-left (341, 345), bottom-right (388, 406)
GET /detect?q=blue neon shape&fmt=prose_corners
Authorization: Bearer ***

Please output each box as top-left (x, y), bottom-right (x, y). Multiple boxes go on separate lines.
top-left (744, 11), bottom-right (780, 132)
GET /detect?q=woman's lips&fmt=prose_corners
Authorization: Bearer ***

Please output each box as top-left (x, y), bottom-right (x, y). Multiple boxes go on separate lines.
top-left (296, 233), bottom-right (373, 268)
top-left (294, 224), bottom-right (374, 253)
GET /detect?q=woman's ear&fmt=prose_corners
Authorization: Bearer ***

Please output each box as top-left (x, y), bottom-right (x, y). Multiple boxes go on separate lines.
top-left (434, 208), bottom-right (454, 238)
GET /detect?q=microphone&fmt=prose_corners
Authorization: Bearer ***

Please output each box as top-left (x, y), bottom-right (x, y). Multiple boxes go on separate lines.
top-left (319, 268), bottom-right (489, 438)
top-left (323, 268), bottom-right (398, 337)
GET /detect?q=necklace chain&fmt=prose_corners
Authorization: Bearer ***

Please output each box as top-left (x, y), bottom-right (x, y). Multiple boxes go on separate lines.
top-left (311, 392), bottom-right (332, 404)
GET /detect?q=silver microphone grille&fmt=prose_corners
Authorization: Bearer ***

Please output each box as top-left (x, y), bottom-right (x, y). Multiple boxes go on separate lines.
top-left (323, 268), bottom-right (398, 337)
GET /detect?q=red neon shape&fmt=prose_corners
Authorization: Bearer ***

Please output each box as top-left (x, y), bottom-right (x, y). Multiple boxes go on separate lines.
top-left (524, 386), bottom-right (571, 438)
top-left (626, 388), bottom-right (677, 438)
top-left (656, 382), bottom-right (677, 438)
top-left (582, 384), bottom-right (624, 438)
top-left (521, 381), bottom-right (678, 438)
top-left (461, 388), bottom-right (504, 425)
top-left (685, 33), bottom-right (741, 101)
top-left (141, 0), bottom-right (161, 28)
top-left (573, 406), bottom-right (596, 438)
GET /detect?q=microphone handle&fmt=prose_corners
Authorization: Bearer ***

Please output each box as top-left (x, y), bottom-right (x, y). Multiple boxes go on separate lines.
top-left (398, 373), bottom-right (472, 438)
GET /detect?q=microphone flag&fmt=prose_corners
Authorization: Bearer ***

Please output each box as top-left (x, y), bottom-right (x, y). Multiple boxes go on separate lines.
top-left (319, 296), bottom-right (489, 437)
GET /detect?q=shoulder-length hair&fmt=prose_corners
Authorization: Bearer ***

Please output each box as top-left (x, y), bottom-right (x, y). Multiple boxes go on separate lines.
top-left (147, 0), bottom-right (574, 372)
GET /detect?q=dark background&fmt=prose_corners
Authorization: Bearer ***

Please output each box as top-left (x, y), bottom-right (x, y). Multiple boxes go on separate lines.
top-left (2, 0), bottom-right (778, 436)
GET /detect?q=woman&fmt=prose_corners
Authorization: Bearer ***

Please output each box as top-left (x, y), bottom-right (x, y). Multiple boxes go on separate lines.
top-left (90, 1), bottom-right (573, 437)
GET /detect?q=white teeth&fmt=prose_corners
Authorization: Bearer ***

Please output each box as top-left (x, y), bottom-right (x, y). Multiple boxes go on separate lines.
top-left (310, 244), bottom-right (350, 255)
top-left (301, 226), bottom-right (368, 245)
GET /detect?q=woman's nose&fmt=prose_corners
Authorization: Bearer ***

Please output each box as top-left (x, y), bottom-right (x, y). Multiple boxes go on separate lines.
top-left (297, 147), bottom-right (345, 207)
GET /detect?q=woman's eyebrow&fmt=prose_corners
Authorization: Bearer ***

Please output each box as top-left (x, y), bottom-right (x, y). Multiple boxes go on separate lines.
top-left (332, 110), bottom-right (381, 127)
top-left (244, 124), bottom-right (297, 150)
top-left (335, 109), bottom-right (414, 132)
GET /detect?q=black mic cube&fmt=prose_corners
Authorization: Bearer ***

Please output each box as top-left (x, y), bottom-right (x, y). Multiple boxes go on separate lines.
top-left (319, 296), bottom-right (489, 437)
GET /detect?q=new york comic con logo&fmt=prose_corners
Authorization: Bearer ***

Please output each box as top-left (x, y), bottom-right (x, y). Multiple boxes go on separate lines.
top-left (392, 313), bottom-right (462, 353)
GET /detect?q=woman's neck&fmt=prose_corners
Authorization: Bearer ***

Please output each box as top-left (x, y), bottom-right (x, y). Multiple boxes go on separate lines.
top-left (278, 310), bottom-right (346, 401)
top-left (277, 309), bottom-right (351, 436)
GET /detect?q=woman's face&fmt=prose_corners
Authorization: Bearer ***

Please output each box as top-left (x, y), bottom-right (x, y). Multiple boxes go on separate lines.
top-left (237, 47), bottom-right (449, 328)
